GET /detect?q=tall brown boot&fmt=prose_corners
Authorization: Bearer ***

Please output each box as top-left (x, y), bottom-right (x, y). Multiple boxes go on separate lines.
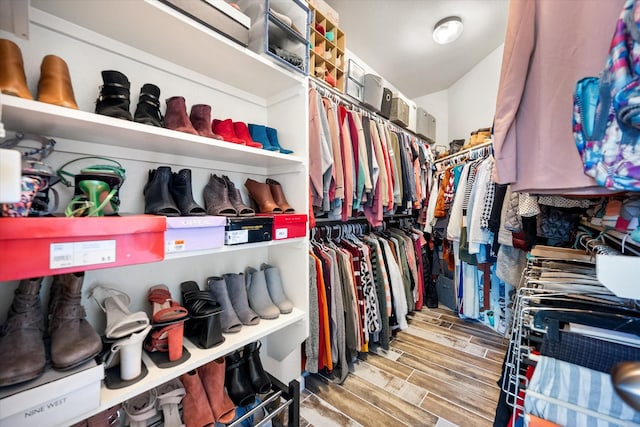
top-left (37, 54), bottom-right (79, 109)
top-left (0, 38), bottom-right (33, 99)
top-left (0, 277), bottom-right (45, 386)
top-left (49, 272), bottom-right (102, 370)
top-left (198, 358), bottom-right (237, 424)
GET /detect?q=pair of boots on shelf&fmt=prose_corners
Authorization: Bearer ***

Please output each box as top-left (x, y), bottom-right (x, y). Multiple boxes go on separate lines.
top-left (90, 286), bottom-right (151, 385)
top-left (245, 178), bottom-right (294, 214)
top-left (225, 341), bottom-right (272, 412)
top-left (144, 166), bottom-right (206, 216)
top-left (204, 174), bottom-right (255, 217)
top-left (122, 360), bottom-right (236, 427)
top-left (213, 120), bottom-right (293, 154)
top-left (207, 264), bottom-right (293, 334)
top-left (0, 38), bottom-right (78, 109)
top-left (0, 273), bottom-right (102, 387)
top-left (95, 70), bottom-right (164, 127)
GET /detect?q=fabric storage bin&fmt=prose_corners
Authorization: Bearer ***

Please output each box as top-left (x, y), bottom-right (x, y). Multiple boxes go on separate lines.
top-left (165, 215), bottom-right (226, 254)
top-left (225, 216), bottom-right (274, 245)
top-left (0, 215), bottom-right (166, 281)
top-left (380, 87), bottom-right (392, 119)
top-left (0, 361), bottom-right (103, 427)
top-left (390, 96), bottom-right (410, 128)
top-left (416, 107), bottom-right (436, 142)
top-left (159, 0), bottom-right (251, 47)
top-left (363, 74), bottom-right (383, 112)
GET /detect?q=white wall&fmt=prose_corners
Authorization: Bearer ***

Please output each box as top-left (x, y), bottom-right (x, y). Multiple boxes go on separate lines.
top-left (447, 43), bottom-right (504, 141)
top-left (413, 89), bottom-right (449, 148)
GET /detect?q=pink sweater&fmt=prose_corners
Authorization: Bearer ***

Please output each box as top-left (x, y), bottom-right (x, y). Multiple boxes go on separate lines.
top-left (492, 0), bottom-right (625, 194)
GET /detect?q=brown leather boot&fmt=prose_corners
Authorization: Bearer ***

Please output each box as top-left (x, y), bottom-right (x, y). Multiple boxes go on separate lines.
top-left (244, 178), bottom-right (282, 214)
top-left (0, 277), bottom-right (45, 386)
top-left (37, 54), bottom-right (78, 109)
top-left (180, 370), bottom-right (215, 427)
top-left (203, 174), bottom-right (237, 216)
top-left (266, 178), bottom-right (294, 213)
top-left (0, 38), bottom-right (33, 99)
top-left (198, 358), bottom-right (236, 424)
top-left (49, 272), bottom-right (102, 370)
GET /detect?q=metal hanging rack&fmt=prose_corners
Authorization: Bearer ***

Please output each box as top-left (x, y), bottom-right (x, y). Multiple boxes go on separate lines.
top-left (308, 79), bottom-right (432, 148)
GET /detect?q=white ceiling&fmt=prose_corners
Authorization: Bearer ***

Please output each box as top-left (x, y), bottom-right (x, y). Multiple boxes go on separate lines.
top-left (324, 0), bottom-right (510, 98)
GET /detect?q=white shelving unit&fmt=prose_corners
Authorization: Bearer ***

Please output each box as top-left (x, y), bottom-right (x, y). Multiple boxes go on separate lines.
top-left (0, 0), bottom-right (309, 424)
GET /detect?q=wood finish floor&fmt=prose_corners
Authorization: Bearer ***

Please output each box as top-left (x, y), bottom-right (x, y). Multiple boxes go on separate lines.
top-left (298, 307), bottom-right (508, 427)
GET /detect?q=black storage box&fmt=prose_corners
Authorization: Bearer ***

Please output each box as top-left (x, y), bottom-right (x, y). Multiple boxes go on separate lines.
top-left (380, 87), bottom-right (392, 119)
top-left (225, 216), bottom-right (274, 245)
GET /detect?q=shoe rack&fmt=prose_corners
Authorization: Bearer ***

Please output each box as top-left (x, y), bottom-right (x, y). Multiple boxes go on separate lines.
top-left (308, 3), bottom-right (346, 92)
top-left (0, 0), bottom-right (308, 425)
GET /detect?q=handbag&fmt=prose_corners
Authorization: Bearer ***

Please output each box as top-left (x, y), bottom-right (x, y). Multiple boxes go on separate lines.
top-left (573, 0), bottom-right (640, 191)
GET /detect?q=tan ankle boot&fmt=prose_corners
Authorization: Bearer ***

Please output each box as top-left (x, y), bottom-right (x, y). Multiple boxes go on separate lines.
top-left (198, 358), bottom-right (237, 423)
top-left (37, 54), bottom-right (78, 109)
top-left (0, 38), bottom-right (33, 99)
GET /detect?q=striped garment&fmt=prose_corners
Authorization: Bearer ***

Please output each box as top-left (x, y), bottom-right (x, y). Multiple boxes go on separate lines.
top-left (524, 355), bottom-right (640, 426)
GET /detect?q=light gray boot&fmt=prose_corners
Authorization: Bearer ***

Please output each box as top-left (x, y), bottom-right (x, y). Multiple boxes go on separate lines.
top-left (245, 267), bottom-right (279, 320)
top-left (261, 264), bottom-right (293, 314)
top-left (223, 273), bottom-right (260, 325)
top-left (207, 276), bottom-right (242, 333)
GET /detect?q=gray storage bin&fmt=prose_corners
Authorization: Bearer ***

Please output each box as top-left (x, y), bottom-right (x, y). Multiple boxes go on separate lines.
top-left (416, 107), bottom-right (436, 142)
top-left (363, 74), bottom-right (383, 112)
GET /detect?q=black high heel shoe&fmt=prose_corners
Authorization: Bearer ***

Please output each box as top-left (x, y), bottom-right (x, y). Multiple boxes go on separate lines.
top-left (180, 281), bottom-right (224, 349)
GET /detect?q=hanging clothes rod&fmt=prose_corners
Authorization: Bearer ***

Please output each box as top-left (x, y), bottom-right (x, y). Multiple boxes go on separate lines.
top-left (433, 140), bottom-right (493, 166)
top-left (309, 78), bottom-right (432, 147)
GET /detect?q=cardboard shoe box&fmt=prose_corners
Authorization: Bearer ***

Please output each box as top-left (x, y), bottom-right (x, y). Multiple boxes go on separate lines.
top-left (0, 215), bottom-right (166, 282)
top-left (267, 214), bottom-right (308, 240)
top-left (0, 361), bottom-right (103, 427)
top-left (165, 216), bottom-right (226, 254)
top-left (225, 216), bottom-right (274, 245)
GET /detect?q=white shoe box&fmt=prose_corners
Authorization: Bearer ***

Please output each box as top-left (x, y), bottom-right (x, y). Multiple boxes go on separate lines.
top-left (0, 360), bottom-right (103, 427)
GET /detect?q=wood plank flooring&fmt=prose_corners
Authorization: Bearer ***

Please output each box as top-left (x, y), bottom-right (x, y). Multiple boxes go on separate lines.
top-left (299, 306), bottom-right (507, 427)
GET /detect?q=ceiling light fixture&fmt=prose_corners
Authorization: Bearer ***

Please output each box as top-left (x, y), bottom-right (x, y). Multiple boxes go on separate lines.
top-left (433, 16), bottom-right (463, 45)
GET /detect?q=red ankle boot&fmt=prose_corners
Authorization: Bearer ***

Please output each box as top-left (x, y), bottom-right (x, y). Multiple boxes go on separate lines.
top-left (233, 122), bottom-right (262, 148)
top-left (212, 118), bottom-right (244, 145)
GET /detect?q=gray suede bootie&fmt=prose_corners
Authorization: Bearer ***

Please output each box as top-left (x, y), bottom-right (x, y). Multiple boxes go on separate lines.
top-left (261, 264), bottom-right (293, 314)
top-left (207, 276), bottom-right (242, 333)
top-left (223, 273), bottom-right (260, 325)
top-left (245, 267), bottom-right (279, 320)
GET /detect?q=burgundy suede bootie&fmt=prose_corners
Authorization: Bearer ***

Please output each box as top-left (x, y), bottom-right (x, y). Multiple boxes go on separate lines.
top-left (189, 104), bottom-right (223, 140)
top-left (164, 96), bottom-right (198, 135)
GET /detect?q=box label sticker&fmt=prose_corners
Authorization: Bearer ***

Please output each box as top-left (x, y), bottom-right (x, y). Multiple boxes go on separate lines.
top-left (275, 228), bottom-right (288, 239)
top-left (226, 230), bottom-right (248, 245)
top-left (50, 240), bottom-right (116, 269)
top-left (166, 239), bottom-right (186, 253)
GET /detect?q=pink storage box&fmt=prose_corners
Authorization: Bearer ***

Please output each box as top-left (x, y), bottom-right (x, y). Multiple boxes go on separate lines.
top-left (165, 216), bottom-right (226, 254)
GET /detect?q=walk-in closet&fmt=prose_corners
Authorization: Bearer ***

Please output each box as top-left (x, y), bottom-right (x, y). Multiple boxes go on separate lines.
top-left (0, 0), bottom-right (639, 426)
